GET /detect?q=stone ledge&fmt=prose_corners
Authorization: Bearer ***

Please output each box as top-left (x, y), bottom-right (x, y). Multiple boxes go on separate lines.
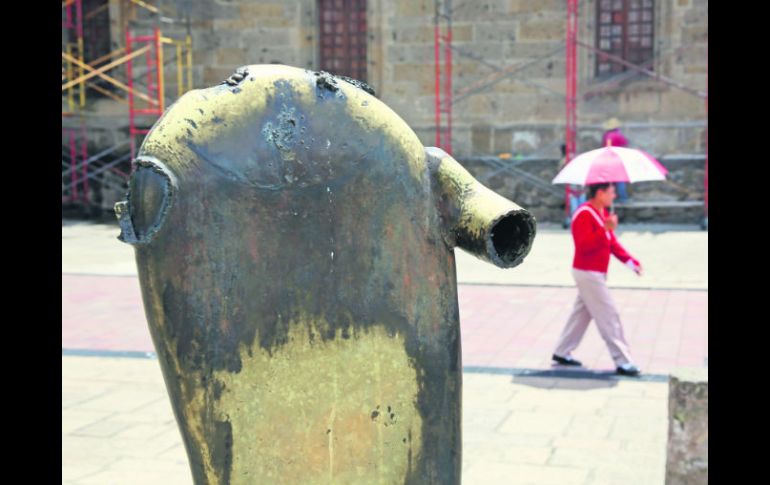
top-left (665, 367), bottom-right (708, 485)
top-left (614, 201), bottom-right (703, 209)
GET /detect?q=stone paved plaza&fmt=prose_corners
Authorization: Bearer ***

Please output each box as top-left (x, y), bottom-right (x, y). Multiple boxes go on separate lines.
top-left (62, 220), bottom-right (707, 484)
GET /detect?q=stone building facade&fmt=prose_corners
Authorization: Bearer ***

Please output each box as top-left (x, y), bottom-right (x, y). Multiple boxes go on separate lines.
top-left (138, 0), bottom-right (707, 157)
top-left (64, 0), bottom-right (708, 221)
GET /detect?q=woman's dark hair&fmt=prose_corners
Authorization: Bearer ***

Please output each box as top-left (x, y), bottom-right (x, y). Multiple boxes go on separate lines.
top-left (587, 182), bottom-right (614, 199)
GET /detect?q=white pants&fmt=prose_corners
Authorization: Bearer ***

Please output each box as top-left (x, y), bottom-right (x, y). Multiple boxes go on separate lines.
top-left (554, 268), bottom-right (634, 366)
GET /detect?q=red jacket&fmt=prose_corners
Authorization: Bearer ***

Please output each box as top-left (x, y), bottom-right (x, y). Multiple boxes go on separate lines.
top-left (571, 202), bottom-right (638, 273)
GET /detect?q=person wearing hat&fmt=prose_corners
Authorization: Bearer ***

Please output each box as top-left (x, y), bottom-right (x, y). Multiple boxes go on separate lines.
top-left (558, 143), bottom-right (587, 225)
top-left (602, 118), bottom-right (630, 202)
top-left (551, 182), bottom-right (643, 376)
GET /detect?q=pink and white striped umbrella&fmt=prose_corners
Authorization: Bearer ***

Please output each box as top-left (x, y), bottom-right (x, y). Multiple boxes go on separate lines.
top-left (552, 146), bottom-right (668, 186)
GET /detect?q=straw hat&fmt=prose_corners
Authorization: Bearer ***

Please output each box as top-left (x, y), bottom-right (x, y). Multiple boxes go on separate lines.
top-left (603, 118), bottom-right (621, 130)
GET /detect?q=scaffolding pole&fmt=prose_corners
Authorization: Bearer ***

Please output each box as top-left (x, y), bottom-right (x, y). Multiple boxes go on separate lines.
top-left (126, 27), bottom-right (171, 159)
top-left (62, 118), bottom-right (89, 204)
top-left (703, 67), bottom-right (708, 229)
top-left (434, 0), bottom-right (452, 154)
top-left (564, 0), bottom-right (578, 223)
top-left (75, 0), bottom-right (85, 108)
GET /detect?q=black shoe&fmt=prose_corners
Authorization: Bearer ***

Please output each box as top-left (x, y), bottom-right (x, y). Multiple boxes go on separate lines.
top-left (552, 354), bottom-right (582, 366)
top-left (616, 364), bottom-right (641, 376)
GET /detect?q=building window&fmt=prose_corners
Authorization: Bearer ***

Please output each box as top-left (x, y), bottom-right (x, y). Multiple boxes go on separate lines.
top-left (318, 0), bottom-right (368, 82)
top-left (596, 0), bottom-right (654, 77)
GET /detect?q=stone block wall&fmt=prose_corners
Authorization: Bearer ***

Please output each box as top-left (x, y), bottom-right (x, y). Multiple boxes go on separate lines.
top-left (458, 154), bottom-right (705, 223)
top-left (113, 0), bottom-right (705, 158)
top-left (97, 0), bottom-right (707, 158)
top-left (67, 1), bottom-right (708, 218)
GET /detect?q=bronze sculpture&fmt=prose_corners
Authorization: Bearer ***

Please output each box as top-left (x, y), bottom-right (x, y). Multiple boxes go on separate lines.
top-left (117, 64), bottom-right (536, 484)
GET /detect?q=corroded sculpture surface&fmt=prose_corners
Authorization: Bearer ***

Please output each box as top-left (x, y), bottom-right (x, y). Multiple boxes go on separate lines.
top-left (117, 64), bottom-right (536, 485)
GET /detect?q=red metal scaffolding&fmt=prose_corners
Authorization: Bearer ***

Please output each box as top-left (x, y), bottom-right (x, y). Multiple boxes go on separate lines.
top-left (62, 0), bottom-right (85, 114)
top-left (126, 27), bottom-right (165, 159)
top-left (61, 0), bottom-right (87, 204)
top-left (62, 121), bottom-right (89, 204)
top-left (62, 0), bottom-right (193, 207)
top-left (564, 0), bottom-right (579, 221)
top-left (704, 73), bottom-right (708, 226)
top-left (432, 0), bottom-right (707, 227)
top-left (434, 0), bottom-right (453, 155)
top-left (562, 2), bottom-right (708, 227)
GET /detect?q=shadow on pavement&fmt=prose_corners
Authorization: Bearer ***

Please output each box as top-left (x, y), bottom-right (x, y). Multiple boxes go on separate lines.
top-left (463, 365), bottom-right (668, 391)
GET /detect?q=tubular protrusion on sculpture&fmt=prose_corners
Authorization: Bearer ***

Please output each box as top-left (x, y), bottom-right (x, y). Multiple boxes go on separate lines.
top-left (426, 146), bottom-right (536, 269)
top-left (115, 156), bottom-right (177, 245)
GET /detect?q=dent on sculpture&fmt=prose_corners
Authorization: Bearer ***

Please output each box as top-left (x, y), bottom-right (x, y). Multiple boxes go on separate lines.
top-left (116, 65), bottom-right (536, 485)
